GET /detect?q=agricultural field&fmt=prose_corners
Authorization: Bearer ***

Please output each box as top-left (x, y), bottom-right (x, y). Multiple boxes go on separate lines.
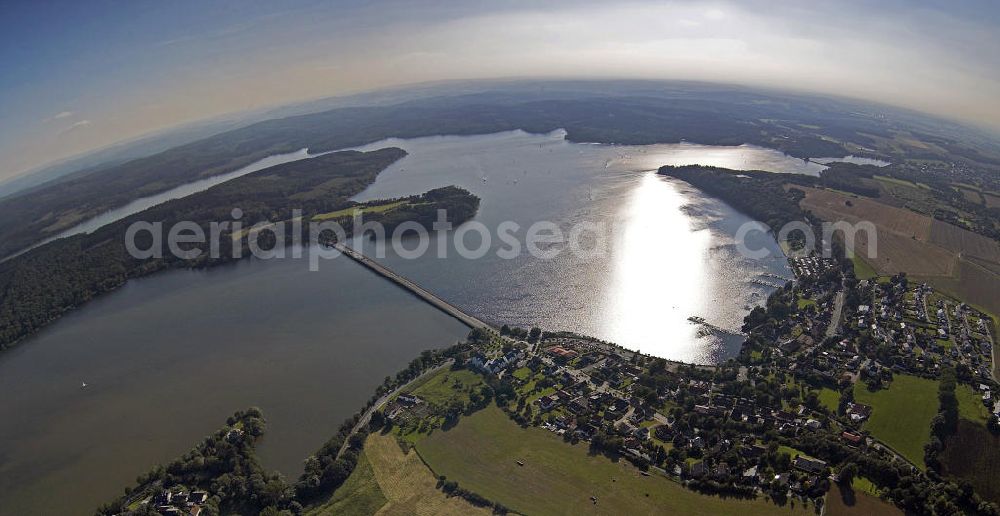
top-left (825, 483), bottom-right (902, 516)
top-left (798, 186), bottom-right (1000, 317)
top-left (797, 186), bottom-right (954, 277)
top-left (798, 186), bottom-right (932, 238)
top-left (912, 258), bottom-right (1000, 325)
top-left (853, 375), bottom-right (939, 468)
top-left (309, 432), bottom-right (491, 515)
top-left (928, 220), bottom-right (1000, 265)
top-left (416, 406), bottom-right (812, 516)
top-left (941, 420), bottom-right (1000, 504)
top-left (958, 187), bottom-right (985, 205)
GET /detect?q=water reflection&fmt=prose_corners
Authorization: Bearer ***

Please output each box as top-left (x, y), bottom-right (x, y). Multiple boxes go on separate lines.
top-left (603, 172), bottom-right (712, 361)
top-left (351, 130), bottom-right (797, 363)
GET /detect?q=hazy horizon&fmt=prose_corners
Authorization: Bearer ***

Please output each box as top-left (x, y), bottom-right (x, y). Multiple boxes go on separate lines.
top-left (2, 0), bottom-right (999, 181)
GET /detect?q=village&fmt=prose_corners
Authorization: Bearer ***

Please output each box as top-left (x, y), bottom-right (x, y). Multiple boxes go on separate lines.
top-left (378, 251), bottom-right (999, 513)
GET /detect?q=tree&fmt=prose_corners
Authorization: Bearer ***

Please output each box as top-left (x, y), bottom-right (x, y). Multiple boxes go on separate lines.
top-left (837, 462), bottom-right (858, 485)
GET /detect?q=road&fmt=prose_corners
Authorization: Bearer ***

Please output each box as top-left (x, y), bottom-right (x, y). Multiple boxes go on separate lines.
top-left (826, 287), bottom-right (846, 338)
top-left (335, 358), bottom-right (454, 461)
top-left (333, 243), bottom-right (493, 331)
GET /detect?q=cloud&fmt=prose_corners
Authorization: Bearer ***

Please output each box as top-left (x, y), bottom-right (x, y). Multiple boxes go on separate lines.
top-left (43, 111), bottom-right (75, 122)
top-left (59, 120), bottom-right (92, 134)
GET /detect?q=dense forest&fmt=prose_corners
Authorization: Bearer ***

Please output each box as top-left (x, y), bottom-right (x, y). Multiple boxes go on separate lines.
top-left (0, 149), bottom-right (480, 351)
top-left (657, 165), bottom-right (814, 233)
top-left (6, 80), bottom-right (998, 257)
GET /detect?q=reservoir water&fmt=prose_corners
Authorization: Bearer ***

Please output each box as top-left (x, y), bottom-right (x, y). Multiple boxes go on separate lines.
top-left (1, 129), bottom-right (829, 514)
top-left (0, 251), bottom-right (469, 515)
top-left (349, 130), bottom-right (808, 362)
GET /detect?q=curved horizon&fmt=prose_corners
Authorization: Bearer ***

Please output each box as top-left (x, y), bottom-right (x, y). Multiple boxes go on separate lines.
top-left (1, 0), bottom-right (999, 181)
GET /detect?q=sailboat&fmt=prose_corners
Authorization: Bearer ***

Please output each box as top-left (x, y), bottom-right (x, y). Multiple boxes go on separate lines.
top-left (81, 381), bottom-right (88, 388)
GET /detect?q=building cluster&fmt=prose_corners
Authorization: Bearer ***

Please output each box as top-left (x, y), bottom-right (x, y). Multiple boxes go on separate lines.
top-left (150, 490), bottom-right (209, 516)
top-left (861, 278), bottom-right (995, 384)
top-left (788, 256), bottom-right (837, 280)
top-left (466, 336), bottom-right (846, 505)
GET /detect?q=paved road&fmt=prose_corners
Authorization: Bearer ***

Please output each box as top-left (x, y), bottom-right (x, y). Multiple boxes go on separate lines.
top-left (334, 243), bottom-right (493, 331)
top-left (335, 358), bottom-right (454, 461)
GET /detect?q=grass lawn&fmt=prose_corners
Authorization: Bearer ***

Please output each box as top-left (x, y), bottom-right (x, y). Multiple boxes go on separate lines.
top-left (416, 406), bottom-right (810, 516)
top-left (851, 254), bottom-right (879, 280)
top-left (512, 367), bottom-right (533, 380)
top-left (404, 367), bottom-right (485, 407)
top-left (305, 453), bottom-right (387, 515)
top-left (936, 337), bottom-right (954, 350)
top-left (777, 445), bottom-right (819, 462)
top-left (312, 200), bottom-right (407, 220)
top-left (797, 297), bottom-right (817, 310)
top-left (853, 375), bottom-right (939, 468)
top-left (851, 476), bottom-right (879, 496)
top-left (956, 384), bottom-right (991, 424)
top-left (817, 387), bottom-right (841, 413)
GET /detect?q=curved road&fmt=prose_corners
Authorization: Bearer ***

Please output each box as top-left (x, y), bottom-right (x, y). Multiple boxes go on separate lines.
top-left (335, 358), bottom-right (455, 461)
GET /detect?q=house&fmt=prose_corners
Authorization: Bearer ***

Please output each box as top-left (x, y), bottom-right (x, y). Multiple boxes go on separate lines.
top-left (793, 456), bottom-right (828, 474)
top-left (568, 396), bottom-right (590, 415)
top-left (537, 394), bottom-right (559, 411)
top-left (545, 346), bottom-right (579, 362)
top-left (841, 431), bottom-right (864, 447)
top-left (397, 394), bottom-right (423, 407)
top-left (616, 420), bottom-right (637, 436)
top-left (742, 444), bottom-right (767, 458)
top-left (846, 402), bottom-right (873, 422)
top-left (607, 397), bottom-right (630, 415)
top-left (690, 461), bottom-right (707, 478)
top-left (780, 339), bottom-right (801, 354)
top-left (694, 404), bottom-right (728, 418)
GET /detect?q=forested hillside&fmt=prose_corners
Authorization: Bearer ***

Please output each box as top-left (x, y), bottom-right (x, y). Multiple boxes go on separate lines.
top-left (6, 81), bottom-right (997, 258)
top-left (0, 148), bottom-right (479, 350)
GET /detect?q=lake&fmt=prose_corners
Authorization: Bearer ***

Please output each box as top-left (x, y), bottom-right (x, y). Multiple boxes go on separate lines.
top-left (1, 129), bottom-right (826, 514)
top-left (349, 130), bottom-right (805, 362)
top-left (0, 250), bottom-right (469, 515)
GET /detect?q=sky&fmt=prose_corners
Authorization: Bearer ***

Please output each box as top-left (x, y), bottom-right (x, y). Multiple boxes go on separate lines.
top-left (1, 0), bottom-right (998, 181)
